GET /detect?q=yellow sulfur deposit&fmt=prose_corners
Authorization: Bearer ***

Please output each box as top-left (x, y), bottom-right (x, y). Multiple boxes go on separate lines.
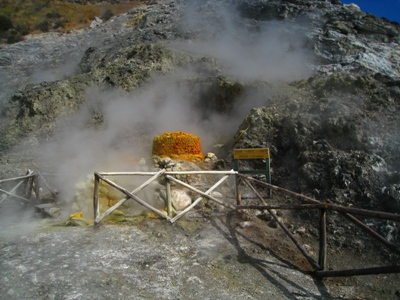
top-left (140, 209), bottom-right (168, 219)
top-left (73, 176), bottom-right (127, 219)
top-left (152, 132), bottom-right (204, 161)
top-left (70, 212), bottom-right (83, 219)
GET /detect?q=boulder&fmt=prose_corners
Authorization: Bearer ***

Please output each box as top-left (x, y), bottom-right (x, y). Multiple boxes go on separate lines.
top-left (171, 189), bottom-right (192, 211)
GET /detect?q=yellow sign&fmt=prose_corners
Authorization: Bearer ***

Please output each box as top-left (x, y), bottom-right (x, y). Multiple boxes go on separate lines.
top-left (234, 148), bottom-right (269, 159)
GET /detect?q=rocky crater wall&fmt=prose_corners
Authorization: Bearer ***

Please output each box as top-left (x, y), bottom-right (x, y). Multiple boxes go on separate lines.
top-left (0, 0), bottom-right (399, 242)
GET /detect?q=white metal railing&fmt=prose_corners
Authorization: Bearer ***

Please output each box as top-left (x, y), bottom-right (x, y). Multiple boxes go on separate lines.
top-left (93, 170), bottom-right (237, 224)
top-left (0, 170), bottom-right (39, 204)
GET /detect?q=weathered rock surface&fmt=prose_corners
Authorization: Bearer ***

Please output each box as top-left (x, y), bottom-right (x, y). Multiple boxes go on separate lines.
top-left (1, 212), bottom-right (399, 300)
top-left (0, 0), bottom-right (399, 234)
top-left (171, 189), bottom-right (192, 211)
top-left (0, 0), bottom-right (400, 298)
top-left (1, 0), bottom-right (399, 153)
top-left (233, 74), bottom-right (399, 209)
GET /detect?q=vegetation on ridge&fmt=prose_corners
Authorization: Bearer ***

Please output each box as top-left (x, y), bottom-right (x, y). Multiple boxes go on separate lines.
top-left (0, 0), bottom-right (143, 44)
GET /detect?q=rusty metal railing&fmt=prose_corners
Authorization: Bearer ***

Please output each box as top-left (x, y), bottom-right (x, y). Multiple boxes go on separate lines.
top-left (236, 175), bottom-right (400, 277)
top-left (91, 168), bottom-right (400, 277)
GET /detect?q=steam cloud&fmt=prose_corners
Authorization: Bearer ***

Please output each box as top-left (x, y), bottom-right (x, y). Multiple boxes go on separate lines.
top-left (180, 0), bottom-right (315, 81)
top-left (28, 57), bottom-right (82, 84)
top-left (34, 0), bottom-right (317, 207)
top-left (36, 76), bottom-right (238, 201)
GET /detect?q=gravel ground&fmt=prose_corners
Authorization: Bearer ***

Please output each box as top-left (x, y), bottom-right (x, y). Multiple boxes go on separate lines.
top-left (0, 213), bottom-right (326, 300)
top-left (1, 208), bottom-right (399, 300)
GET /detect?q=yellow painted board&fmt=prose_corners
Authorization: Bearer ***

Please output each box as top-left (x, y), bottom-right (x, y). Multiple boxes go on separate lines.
top-left (234, 148), bottom-right (269, 159)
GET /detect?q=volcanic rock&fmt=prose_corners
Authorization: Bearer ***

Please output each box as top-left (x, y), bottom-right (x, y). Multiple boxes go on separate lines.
top-left (171, 189), bottom-right (192, 211)
top-left (2, 0), bottom-right (398, 239)
top-left (0, 0), bottom-right (399, 298)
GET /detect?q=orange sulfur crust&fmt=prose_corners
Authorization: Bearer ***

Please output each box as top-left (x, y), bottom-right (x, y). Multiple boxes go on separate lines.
top-left (152, 132), bottom-right (204, 161)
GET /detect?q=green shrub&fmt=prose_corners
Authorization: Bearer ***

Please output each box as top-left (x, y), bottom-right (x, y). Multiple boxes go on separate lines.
top-left (34, 3), bottom-right (43, 12)
top-left (6, 30), bottom-right (23, 44)
top-left (16, 24), bottom-right (30, 35)
top-left (101, 9), bottom-right (113, 22)
top-left (53, 20), bottom-right (64, 29)
top-left (0, 14), bottom-right (13, 31)
top-left (7, 34), bottom-right (23, 44)
top-left (46, 12), bottom-right (62, 19)
top-left (35, 20), bottom-right (49, 32)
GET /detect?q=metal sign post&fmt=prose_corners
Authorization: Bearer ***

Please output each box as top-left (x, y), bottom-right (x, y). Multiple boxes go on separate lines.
top-left (233, 148), bottom-right (271, 200)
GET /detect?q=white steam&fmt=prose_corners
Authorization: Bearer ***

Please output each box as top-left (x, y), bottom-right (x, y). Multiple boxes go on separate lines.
top-left (34, 0), bottom-right (317, 207)
top-left (28, 62), bottom-right (78, 84)
top-left (180, 0), bottom-right (316, 81)
top-left (35, 76), bottom-right (236, 202)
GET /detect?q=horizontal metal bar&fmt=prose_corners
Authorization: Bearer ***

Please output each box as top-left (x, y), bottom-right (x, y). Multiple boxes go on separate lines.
top-left (237, 204), bottom-right (324, 210)
top-left (0, 173), bottom-right (35, 183)
top-left (165, 170), bottom-right (237, 175)
top-left (97, 170), bottom-right (237, 176)
top-left (166, 175), bottom-right (235, 210)
top-left (328, 203), bottom-right (400, 222)
top-left (314, 265), bottom-right (400, 277)
top-left (97, 172), bottom-right (159, 176)
top-left (239, 175), bottom-right (321, 204)
top-left (236, 170), bottom-right (268, 174)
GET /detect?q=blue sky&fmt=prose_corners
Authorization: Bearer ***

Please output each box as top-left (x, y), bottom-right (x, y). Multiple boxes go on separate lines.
top-left (341, 0), bottom-right (400, 23)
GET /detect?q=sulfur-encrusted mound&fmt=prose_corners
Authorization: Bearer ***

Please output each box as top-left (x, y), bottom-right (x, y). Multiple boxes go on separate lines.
top-left (152, 132), bottom-right (204, 161)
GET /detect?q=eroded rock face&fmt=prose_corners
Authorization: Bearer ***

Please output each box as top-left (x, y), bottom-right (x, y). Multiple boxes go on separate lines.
top-left (232, 73), bottom-right (399, 216)
top-left (0, 1), bottom-right (399, 297)
top-left (0, 0), bottom-right (399, 215)
top-left (315, 10), bottom-right (400, 79)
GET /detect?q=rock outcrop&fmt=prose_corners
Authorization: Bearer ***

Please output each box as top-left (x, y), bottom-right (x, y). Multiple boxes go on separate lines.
top-left (0, 1), bottom-right (399, 298)
top-left (0, 0), bottom-right (399, 235)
